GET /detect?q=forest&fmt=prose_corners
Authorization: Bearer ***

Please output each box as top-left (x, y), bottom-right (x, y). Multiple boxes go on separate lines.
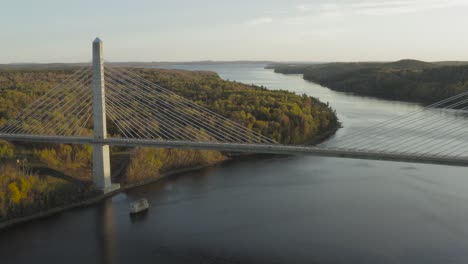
top-left (0, 67), bottom-right (339, 221)
top-left (271, 60), bottom-right (468, 104)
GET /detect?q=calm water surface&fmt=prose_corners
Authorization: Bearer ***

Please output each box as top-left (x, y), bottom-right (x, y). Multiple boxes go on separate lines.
top-left (2, 64), bottom-right (468, 264)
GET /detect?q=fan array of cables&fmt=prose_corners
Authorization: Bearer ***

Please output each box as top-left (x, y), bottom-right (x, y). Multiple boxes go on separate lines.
top-left (325, 91), bottom-right (468, 158)
top-left (4, 62), bottom-right (468, 158)
top-left (0, 66), bottom-right (93, 137)
top-left (103, 66), bottom-right (277, 144)
top-left (0, 64), bottom-right (277, 145)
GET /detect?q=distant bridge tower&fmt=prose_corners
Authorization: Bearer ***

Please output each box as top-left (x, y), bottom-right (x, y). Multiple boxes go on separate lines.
top-left (92, 38), bottom-right (119, 192)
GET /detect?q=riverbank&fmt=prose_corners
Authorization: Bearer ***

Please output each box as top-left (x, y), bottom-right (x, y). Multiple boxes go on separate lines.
top-left (0, 124), bottom-right (340, 231)
top-left (0, 161), bottom-right (222, 231)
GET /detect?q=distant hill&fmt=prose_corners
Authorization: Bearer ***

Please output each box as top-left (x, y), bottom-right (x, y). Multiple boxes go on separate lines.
top-left (0, 63), bottom-right (86, 71)
top-left (271, 60), bottom-right (468, 104)
top-left (433, 61), bottom-right (468, 67)
top-left (383, 59), bottom-right (434, 69)
top-left (0, 61), bottom-right (275, 71)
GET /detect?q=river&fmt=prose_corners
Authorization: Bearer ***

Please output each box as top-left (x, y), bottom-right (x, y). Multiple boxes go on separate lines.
top-left (2, 64), bottom-right (468, 264)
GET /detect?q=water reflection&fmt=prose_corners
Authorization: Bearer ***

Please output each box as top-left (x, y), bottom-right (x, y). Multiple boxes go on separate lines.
top-left (96, 199), bottom-right (116, 264)
top-left (130, 210), bottom-right (149, 224)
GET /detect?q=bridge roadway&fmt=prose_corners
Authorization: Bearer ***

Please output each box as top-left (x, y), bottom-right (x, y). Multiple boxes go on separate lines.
top-left (2, 134), bottom-right (468, 167)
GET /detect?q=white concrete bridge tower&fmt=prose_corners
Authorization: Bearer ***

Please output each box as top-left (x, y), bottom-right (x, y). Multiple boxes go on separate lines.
top-left (92, 38), bottom-right (119, 192)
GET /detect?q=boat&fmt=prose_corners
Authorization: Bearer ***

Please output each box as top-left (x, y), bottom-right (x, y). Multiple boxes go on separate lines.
top-left (129, 198), bottom-right (149, 214)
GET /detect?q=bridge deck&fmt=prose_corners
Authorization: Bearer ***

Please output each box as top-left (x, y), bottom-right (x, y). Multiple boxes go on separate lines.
top-left (2, 134), bottom-right (468, 167)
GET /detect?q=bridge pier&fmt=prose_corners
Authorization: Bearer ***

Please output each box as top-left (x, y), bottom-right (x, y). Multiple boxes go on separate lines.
top-left (92, 144), bottom-right (112, 190)
top-left (92, 38), bottom-right (119, 193)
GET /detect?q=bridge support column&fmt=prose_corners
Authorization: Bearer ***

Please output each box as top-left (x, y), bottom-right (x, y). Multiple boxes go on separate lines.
top-left (93, 144), bottom-right (112, 190)
top-left (92, 37), bottom-right (119, 193)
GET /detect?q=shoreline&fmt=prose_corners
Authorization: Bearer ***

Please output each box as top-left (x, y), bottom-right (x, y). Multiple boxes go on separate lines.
top-left (0, 127), bottom-right (339, 231)
top-left (0, 162), bottom-right (221, 231)
top-left (270, 68), bottom-right (435, 106)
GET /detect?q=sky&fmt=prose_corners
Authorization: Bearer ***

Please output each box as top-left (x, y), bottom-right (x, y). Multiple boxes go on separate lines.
top-left (1, 0), bottom-right (468, 63)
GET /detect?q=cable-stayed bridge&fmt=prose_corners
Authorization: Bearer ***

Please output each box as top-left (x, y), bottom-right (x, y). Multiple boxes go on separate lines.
top-left (1, 38), bottom-right (468, 192)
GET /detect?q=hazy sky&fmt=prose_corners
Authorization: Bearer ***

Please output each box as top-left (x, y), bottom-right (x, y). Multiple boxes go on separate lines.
top-left (1, 0), bottom-right (468, 63)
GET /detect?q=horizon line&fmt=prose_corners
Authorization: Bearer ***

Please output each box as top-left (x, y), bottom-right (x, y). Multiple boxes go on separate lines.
top-left (2, 59), bottom-right (468, 65)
